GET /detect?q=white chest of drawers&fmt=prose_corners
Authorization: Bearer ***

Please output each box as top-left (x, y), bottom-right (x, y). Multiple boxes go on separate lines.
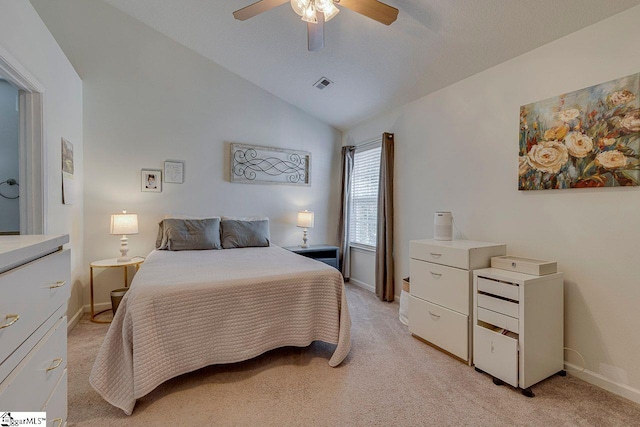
top-left (408, 239), bottom-right (506, 364)
top-left (0, 235), bottom-right (70, 426)
top-left (473, 268), bottom-right (564, 396)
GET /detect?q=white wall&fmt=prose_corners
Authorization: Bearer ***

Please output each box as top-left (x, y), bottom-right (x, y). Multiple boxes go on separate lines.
top-left (31, 0), bottom-right (342, 310)
top-left (0, 1), bottom-right (83, 322)
top-left (349, 246), bottom-right (376, 292)
top-left (344, 6), bottom-right (640, 402)
top-left (0, 80), bottom-right (20, 232)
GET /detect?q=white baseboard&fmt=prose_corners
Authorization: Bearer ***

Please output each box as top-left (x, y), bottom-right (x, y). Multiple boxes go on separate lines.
top-left (67, 307), bottom-right (83, 333)
top-left (565, 361), bottom-right (640, 404)
top-left (348, 278), bottom-right (375, 293)
top-left (347, 279), bottom-right (401, 303)
top-left (85, 302), bottom-right (111, 312)
top-left (67, 302), bottom-right (113, 332)
top-left (348, 278), bottom-right (400, 304)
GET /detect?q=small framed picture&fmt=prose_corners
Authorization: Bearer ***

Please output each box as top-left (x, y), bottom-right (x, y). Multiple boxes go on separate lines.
top-left (141, 169), bottom-right (162, 192)
top-left (164, 160), bottom-right (185, 184)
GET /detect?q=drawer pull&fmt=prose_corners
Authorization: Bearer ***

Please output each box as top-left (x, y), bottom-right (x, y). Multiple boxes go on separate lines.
top-left (430, 271), bottom-right (442, 278)
top-left (46, 357), bottom-right (63, 372)
top-left (53, 418), bottom-right (64, 427)
top-left (48, 280), bottom-right (67, 289)
top-left (429, 253), bottom-right (442, 258)
top-left (0, 314), bottom-right (19, 329)
top-left (428, 311), bottom-right (441, 319)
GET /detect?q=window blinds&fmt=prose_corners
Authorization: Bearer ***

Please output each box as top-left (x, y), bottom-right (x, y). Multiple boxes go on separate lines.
top-left (350, 146), bottom-right (381, 247)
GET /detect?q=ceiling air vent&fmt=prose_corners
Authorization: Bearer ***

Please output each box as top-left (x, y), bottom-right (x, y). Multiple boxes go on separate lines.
top-left (313, 77), bottom-right (333, 90)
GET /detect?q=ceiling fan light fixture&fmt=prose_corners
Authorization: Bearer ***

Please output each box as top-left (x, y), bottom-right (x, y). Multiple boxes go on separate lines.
top-left (233, 0), bottom-right (398, 51)
top-left (314, 0), bottom-right (332, 12)
top-left (301, 3), bottom-right (318, 23)
top-left (291, 0), bottom-right (310, 17)
top-left (323, 2), bottom-right (339, 21)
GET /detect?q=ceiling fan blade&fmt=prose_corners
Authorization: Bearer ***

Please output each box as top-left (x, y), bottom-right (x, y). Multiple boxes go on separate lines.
top-left (233, 0), bottom-right (289, 21)
top-left (308, 12), bottom-right (325, 51)
top-left (337, 0), bottom-right (398, 25)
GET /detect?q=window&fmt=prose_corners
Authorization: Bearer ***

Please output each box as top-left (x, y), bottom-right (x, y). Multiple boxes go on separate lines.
top-left (350, 145), bottom-right (381, 248)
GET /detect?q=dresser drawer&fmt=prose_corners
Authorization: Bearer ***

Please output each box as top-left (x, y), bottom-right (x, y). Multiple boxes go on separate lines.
top-left (0, 316), bottom-right (67, 410)
top-left (410, 259), bottom-right (470, 315)
top-left (409, 296), bottom-right (468, 360)
top-left (43, 368), bottom-right (67, 427)
top-left (474, 325), bottom-right (518, 387)
top-left (477, 277), bottom-right (519, 301)
top-left (410, 241), bottom-right (469, 269)
top-left (0, 249), bottom-right (70, 366)
top-left (477, 293), bottom-right (519, 318)
top-left (477, 307), bottom-right (519, 334)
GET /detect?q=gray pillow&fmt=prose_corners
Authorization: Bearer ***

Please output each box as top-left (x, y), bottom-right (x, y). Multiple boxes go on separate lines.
top-left (221, 219), bottom-right (270, 249)
top-left (156, 218), bottom-right (222, 250)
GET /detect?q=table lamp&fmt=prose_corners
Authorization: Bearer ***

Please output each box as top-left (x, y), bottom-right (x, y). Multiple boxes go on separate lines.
top-left (297, 210), bottom-right (314, 248)
top-left (110, 210), bottom-right (139, 262)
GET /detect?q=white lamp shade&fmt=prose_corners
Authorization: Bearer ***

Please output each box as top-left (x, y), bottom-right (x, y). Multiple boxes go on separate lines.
top-left (301, 3), bottom-right (317, 23)
top-left (110, 213), bottom-right (139, 235)
top-left (314, 0), bottom-right (332, 12)
top-left (297, 210), bottom-right (315, 228)
top-left (291, 0), bottom-right (310, 16)
top-left (323, 2), bottom-right (339, 21)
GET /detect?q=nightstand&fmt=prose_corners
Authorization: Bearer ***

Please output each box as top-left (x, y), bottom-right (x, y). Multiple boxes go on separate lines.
top-left (284, 245), bottom-right (339, 269)
top-left (90, 256), bottom-right (145, 323)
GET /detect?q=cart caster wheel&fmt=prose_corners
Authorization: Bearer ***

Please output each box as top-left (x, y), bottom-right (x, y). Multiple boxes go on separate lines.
top-left (475, 367), bottom-right (484, 374)
top-left (492, 377), bottom-right (504, 386)
top-left (558, 370), bottom-right (567, 377)
top-left (521, 387), bottom-right (535, 398)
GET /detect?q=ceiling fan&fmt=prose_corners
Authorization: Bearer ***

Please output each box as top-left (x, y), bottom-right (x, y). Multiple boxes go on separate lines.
top-left (233, 0), bottom-right (399, 51)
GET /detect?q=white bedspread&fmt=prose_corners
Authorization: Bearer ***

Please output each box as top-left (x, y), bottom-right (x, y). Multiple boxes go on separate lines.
top-left (89, 246), bottom-right (351, 415)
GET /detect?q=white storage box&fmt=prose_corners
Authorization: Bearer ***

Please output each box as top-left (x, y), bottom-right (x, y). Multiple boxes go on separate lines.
top-left (491, 256), bottom-right (557, 276)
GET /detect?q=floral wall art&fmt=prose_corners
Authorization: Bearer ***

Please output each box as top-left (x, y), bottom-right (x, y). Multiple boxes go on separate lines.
top-left (519, 73), bottom-right (640, 190)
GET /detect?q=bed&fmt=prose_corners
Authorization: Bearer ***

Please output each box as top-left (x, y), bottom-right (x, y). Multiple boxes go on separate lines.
top-left (89, 245), bottom-right (351, 415)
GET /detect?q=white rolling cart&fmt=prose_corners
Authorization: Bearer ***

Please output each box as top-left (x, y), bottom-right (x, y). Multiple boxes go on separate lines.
top-left (473, 263), bottom-right (565, 397)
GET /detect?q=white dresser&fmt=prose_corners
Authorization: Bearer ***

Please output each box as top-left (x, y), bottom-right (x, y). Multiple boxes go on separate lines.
top-left (0, 235), bottom-right (70, 426)
top-left (408, 239), bottom-right (506, 364)
top-left (473, 268), bottom-right (564, 396)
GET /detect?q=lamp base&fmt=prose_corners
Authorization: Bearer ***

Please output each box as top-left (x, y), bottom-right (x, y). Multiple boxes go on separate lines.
top-left (118, 235), bottom-right (131, 262)
top-left (300, 228), bottom-right (308, 248)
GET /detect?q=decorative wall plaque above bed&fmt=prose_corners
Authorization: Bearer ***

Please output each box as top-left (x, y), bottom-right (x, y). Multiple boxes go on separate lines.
top-left (519, 72), bottom-right (640, 190)
top-left (230, 143), bottom-right (311, 185)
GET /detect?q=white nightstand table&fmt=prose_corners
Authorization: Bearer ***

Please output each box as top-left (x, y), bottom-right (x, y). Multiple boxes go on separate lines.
top-left (90, 256), bottom-right (145, 323)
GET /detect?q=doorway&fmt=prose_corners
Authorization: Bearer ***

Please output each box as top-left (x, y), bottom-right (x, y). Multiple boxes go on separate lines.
top-left (0, 44), bottom-right (46, 235)
top-left (0, 79), bottom-right (19, 234)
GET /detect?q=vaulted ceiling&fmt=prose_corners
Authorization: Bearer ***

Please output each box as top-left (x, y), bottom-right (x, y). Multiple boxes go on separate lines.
top-left (100, 0), bottom-right (640, 130)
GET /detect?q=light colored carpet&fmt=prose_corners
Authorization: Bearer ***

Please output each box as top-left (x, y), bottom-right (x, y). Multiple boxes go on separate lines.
top-left (68, 284), bottom-right (640, 426)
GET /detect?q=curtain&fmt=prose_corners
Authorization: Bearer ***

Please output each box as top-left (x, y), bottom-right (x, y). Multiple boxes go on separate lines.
top-left (337, 146), bottom-right (356, 279)
top-left (375, 133), bottom-right (394, 301)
